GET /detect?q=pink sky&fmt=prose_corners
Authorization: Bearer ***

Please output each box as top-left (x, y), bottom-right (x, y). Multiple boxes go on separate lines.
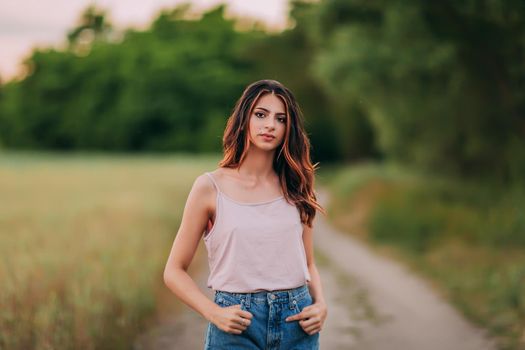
top-left (0, 0), bottom-right (290, 83)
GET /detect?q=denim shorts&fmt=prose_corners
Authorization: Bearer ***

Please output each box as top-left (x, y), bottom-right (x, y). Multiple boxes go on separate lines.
top-left (203, 284), bottom-right (320, 350)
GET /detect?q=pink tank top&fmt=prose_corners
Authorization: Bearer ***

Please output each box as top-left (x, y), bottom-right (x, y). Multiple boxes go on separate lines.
top-left (203, 171), bottom-right (311, 293)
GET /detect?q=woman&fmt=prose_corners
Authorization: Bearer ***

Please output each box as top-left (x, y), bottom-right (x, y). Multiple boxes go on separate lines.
top-left (163, 79), bottom-right (328, 349)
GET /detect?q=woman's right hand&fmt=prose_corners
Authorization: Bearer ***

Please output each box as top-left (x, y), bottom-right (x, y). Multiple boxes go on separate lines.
top-left (210, 304), bottom-right (253, 334)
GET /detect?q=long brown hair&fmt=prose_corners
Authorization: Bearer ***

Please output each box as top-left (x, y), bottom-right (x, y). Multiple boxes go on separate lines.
top-left (218, 79), bottom-right (325, 227)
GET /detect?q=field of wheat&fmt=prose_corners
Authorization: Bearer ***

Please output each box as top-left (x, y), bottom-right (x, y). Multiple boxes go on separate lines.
top-left (0, 151), bottom-right (219, 349)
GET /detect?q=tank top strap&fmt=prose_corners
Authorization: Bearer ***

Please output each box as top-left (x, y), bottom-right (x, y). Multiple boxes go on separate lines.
top-left (204, 172), bottom-right (222, 194)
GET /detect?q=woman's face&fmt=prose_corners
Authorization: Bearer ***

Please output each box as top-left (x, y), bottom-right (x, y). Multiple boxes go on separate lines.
top-left (248, 93), bottom-right (287, 152)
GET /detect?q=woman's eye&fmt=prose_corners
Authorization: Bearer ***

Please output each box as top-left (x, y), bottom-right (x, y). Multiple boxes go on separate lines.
top-left (254, 112), bottom-right (285, 123)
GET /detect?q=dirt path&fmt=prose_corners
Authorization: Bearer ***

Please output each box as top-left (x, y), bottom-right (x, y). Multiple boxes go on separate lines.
top-left (134, 188), bottom-right (498, 350)
top-left (314, 189), bottom-right (497, 350)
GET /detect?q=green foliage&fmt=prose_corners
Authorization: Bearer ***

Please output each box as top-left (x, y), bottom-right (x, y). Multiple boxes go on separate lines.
top-left (1, 0), bottom-right (525, 179)
top-left (0, 1), bottom-right (361, 163)
top-left (310, 0), bottom-right (525, 182)
top-left (368, 173), bottom-right (525, 251)
top-left (230, 0), bottom-right (347, 163)
top-left (370, 184), bottom-right (445, 253)
top-left (67, 5), bottom-right (114, 54)
top-left (252, 0), bottom-right (378, 162)
top-left (0, 4), bottom-right (257, 152)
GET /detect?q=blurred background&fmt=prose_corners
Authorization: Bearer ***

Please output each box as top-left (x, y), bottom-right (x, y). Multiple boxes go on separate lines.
top-left (0, 0), bottom-right (524, 349)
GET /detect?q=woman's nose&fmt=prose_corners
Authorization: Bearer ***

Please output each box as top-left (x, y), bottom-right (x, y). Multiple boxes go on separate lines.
top-left (265, 116), bottom-right (276, 129)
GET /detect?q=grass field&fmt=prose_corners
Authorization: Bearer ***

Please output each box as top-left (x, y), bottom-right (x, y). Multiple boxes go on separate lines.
top-left (0, 151), bottom-right (220, 350)
top-left (4, 151), bottom-right (522, 349)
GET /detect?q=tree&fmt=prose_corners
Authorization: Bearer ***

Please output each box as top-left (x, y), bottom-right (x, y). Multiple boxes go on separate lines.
top-left (310, 0), bottom-right (525, 182)
top-left (67, 5), bottom-right (115, 56)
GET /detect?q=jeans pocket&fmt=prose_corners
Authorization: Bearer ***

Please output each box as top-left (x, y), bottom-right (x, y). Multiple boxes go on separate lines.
top-left (215, 291), bottom-right (241, 308)
top-left (293, 292), bottom-right (313, 314)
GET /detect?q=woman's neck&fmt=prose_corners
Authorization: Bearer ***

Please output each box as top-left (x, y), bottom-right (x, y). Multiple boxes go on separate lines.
top-left (236, 146), bottom-right (276, 179)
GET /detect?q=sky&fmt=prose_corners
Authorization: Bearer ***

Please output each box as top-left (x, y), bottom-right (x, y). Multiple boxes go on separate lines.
top-left (0, 0), bottom-right (290, 82)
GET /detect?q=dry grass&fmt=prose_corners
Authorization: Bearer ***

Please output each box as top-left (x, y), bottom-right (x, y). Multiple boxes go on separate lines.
top-left (0, 151), bottom-right (220, 349)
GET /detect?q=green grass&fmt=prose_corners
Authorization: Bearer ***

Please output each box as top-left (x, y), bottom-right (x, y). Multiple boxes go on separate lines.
top-left (0, 150), bottom-right (221, 349)
top-left (320, 161), bottom-right (525, 350)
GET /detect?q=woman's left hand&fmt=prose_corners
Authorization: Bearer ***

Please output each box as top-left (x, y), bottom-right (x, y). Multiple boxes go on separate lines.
top-left (285, 301), bottom-right (328, 335)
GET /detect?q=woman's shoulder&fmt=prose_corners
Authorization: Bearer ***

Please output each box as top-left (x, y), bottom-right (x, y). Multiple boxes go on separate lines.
top-left (207, 167), bottom-right (228, 177)
top-left (205, 167), bottom-right (233, 184)
top-left (195, 167), bottom-right (231, 192)
top-left (182, 172), bottom-right (218, 216)
top-left (190, 171), bottom-right (218, 198)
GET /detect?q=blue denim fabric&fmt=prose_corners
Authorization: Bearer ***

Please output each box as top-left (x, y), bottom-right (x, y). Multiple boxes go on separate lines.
top-left (203, 284), bottom-right (320, 350)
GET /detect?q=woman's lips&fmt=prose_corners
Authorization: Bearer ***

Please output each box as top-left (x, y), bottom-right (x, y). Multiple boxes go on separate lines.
top-left (260, 134), bottom-right (275, 141)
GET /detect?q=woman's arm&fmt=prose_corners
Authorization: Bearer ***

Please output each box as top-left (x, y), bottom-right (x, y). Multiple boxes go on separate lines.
top-left (285, 218), bottom-right (328, 335)
top-left (303, 221), bottom-right (326, 306)
top-left (163, 174), bottom-right (219, 322)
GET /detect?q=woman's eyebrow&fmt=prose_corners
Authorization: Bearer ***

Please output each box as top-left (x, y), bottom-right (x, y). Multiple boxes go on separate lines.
top-left (255, 107), bottom-right (286, 116)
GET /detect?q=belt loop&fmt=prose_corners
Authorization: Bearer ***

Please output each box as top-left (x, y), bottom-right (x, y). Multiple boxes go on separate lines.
top-left (288, 290), bottom-right (294, 310)
top-left (245, 292), bottom-right (251, 309)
